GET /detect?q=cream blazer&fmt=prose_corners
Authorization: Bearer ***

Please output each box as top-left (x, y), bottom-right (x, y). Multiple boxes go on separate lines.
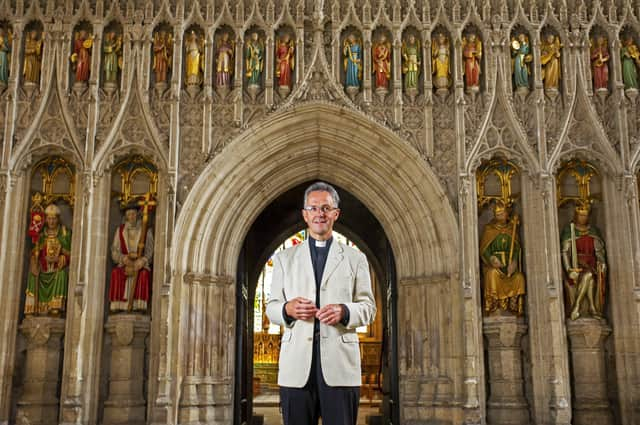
top-left (266, 239), bottom-right (376, 387)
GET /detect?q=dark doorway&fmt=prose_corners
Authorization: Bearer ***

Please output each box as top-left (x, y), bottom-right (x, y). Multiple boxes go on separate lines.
top-left (234, 182), bottom-right (399, 425)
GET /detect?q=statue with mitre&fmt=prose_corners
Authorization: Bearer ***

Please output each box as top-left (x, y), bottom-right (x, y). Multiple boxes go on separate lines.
top-left (108, 195), bottom-right (155, 312)
top-left (25, 199), bottom-right (72, 316)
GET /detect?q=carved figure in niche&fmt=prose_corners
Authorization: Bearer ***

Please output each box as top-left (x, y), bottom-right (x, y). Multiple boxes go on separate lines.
top-left (275, 33), bottom-right (295, 91)
top-left (153, 30), bottom-right (173, 85)
top-left (25, 203), bottom-right (71, 316)
top-left (372, 34), bottom-right (391, 90)
top-left (70, 29), bottom-right (93, 83)
top-left (590, 36), bottom-right (610, 91)
top-left (109, 201), bottom-right (154, 312)
top-left (23, 29), bottom-right (43, 84)
top-left (216, 31), bottom-right (235, 90)
top-left (480, 201), bottom-right (526, 316)
top-left (621, 36), bottom-right (640, 90)
top-left (401, 34), bottom-right (421, 92)
top-left (103, 30), bottom-right (123, 84)
top-left (0, 27), bottom-right (11, 86)
top-left (184, 30), bottom-right (204, 87)
top-left (245, 31), bottom-right (264, 87)
top-left (431, 32), bottom-right (450, 92)
top-left (511, 33), bottom-right (531, 90)
top-left (462, 33), bottom-right (482, 92)
top-left (540, 34), bottom-right (562, 90)
top-left (561, 201), bottom-right (606, 320)
top-left (343, 33), bottom-right (362, 89)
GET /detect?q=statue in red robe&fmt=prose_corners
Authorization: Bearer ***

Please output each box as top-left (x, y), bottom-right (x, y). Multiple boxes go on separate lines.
top-left (590, 36), bottom-right (610, 91)
top-left (462, 33), bottom-right (482, 91)
top-left (70, 30), bottom-right (93, 83)
top-left (560, 202), bottom-right (606, 320)
top-left (109, 204), bottom-right (153, 312)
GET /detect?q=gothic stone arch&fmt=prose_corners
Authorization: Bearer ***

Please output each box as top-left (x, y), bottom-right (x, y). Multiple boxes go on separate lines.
top-left (170, 103), bottom-right (465, 423)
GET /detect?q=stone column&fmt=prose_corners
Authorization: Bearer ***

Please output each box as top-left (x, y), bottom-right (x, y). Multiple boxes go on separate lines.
top-left (566, 318), bottom-right (614, 425)
top-left (483, 316), bottom-right (530, 425)
top-left (102, 314), bottom-right (150, 425)
top-left (16, 316), bottom-right (66, 425)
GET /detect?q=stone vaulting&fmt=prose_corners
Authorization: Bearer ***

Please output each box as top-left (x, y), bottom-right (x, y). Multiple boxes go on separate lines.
top-left (0, 0), bottom-right (639, 424)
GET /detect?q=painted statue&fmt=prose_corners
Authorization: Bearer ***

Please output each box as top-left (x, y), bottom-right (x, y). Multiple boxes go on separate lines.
top-left (343, 33), bottom-right (362, 89)
top-left (560, 202), bottom-right (606, 320)
top-left (540, 34), bottom-right (562, 90)
top-left (511, 33), bottom-right (531, 89)
top-left (479, 202), bottom-right (526, 316)
top-left (0, 27), bottom-right (11, 85)
top-left (245, 32), bottom-right (264, 86)
top-left (590, 36), bottom-right (610, 91)
top-left (275, 34), bottom-right (295, 88)
top-left (401, 34), bottom-right (421, 91)
top-left (153, 30), bottom-right (173, 84)
top-left (216, 31), bottom-right (235, 89)
top-left (71, 29), bottom-right (93, 82)
top-left (462, 33), bottom-right (482, 90)
top-left (102, 31), bottom-right (122, 84)
top-left (25, 204), bottom-right (71, 316)
top-left (372, 34), bottom-right (391, 90)
top-left (184, 30), bottom-right (204, 86)
top-left (23, 29), bottom-right (42, 84)
top-left (109, 203), bottom-right (154, 312)
top-left (621, 36), bottom-right (640, 90)
top-left (431, 32), bottom-right (450, 91)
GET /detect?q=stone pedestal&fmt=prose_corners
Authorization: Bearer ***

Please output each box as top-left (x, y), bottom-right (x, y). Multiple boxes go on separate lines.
top-left (566, 318), bottom-right (614, 425)
top-left (16, 316), bottom-right (66, 425)
top-left (247, 83), bottom-right (260, 100)
top-left (278, 85), bottom-right (291, 98)
top-left (103, 314), bottom-right (150, 425)
top-left (483, 316), bottom-right (529, 425)
top-left (346, 85), bottom-right (359, 100)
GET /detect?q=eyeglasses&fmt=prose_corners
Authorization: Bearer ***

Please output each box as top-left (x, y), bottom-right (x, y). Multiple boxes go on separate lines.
top-left (303, 205), bottom-right (337, 214)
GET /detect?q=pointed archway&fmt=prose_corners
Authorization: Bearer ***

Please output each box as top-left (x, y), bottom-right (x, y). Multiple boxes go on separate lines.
top-left (171, 103), bottom-right (464, 424)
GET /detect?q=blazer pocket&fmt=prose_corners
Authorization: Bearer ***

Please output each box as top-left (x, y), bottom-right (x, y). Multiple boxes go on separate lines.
top-left (341, 333), bottom-right (359, 343)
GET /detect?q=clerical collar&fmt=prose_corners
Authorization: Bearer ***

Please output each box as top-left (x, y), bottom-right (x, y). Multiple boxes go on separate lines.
top-left (310, 236), bottom-right (332, 248)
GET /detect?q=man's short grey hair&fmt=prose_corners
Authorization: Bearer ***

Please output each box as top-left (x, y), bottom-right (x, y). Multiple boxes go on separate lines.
top-left (303, 182), bottom-right (340, 208)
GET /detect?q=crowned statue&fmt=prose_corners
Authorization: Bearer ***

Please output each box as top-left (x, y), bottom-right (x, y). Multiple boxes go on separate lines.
top-left (560, 201), bottom-right (607, 320)
top-left (479, 200), bottom-right (526, 316)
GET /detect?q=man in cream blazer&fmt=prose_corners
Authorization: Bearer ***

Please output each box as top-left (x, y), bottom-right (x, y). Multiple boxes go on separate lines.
top-left (266, 182), bottom-right (376, 425)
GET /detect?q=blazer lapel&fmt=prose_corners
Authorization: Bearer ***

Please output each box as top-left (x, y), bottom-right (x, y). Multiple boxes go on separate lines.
top-left (296, 240), bottom-right (315, 295)
top-left (321, 241), bottom-right (344, 288)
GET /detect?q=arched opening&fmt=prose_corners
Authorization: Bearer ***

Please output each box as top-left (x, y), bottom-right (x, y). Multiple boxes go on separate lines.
top-left (234, 182), bottom-right (399, 425)
top-left (172, 103), bottom-right (462, 424)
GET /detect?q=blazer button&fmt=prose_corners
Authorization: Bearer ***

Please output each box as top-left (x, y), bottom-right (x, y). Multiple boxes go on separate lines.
top-left (307, 337), bottom-right (312, 341)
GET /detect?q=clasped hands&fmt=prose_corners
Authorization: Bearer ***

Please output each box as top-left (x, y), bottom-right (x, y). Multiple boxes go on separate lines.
top-left (285, 297), bottom-right (343, 326)
top-left (122, 254), bottom-right (145, 270)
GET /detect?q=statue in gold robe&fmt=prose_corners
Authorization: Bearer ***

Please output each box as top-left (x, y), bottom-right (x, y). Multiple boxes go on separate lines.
top-left (480, 202), bottom-right (526, 316)
top-left (540, 34), bottom-right (562, 90)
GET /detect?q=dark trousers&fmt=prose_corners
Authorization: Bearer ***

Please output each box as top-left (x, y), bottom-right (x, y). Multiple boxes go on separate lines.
top-left (279, 335), bottom-right (359, 425)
